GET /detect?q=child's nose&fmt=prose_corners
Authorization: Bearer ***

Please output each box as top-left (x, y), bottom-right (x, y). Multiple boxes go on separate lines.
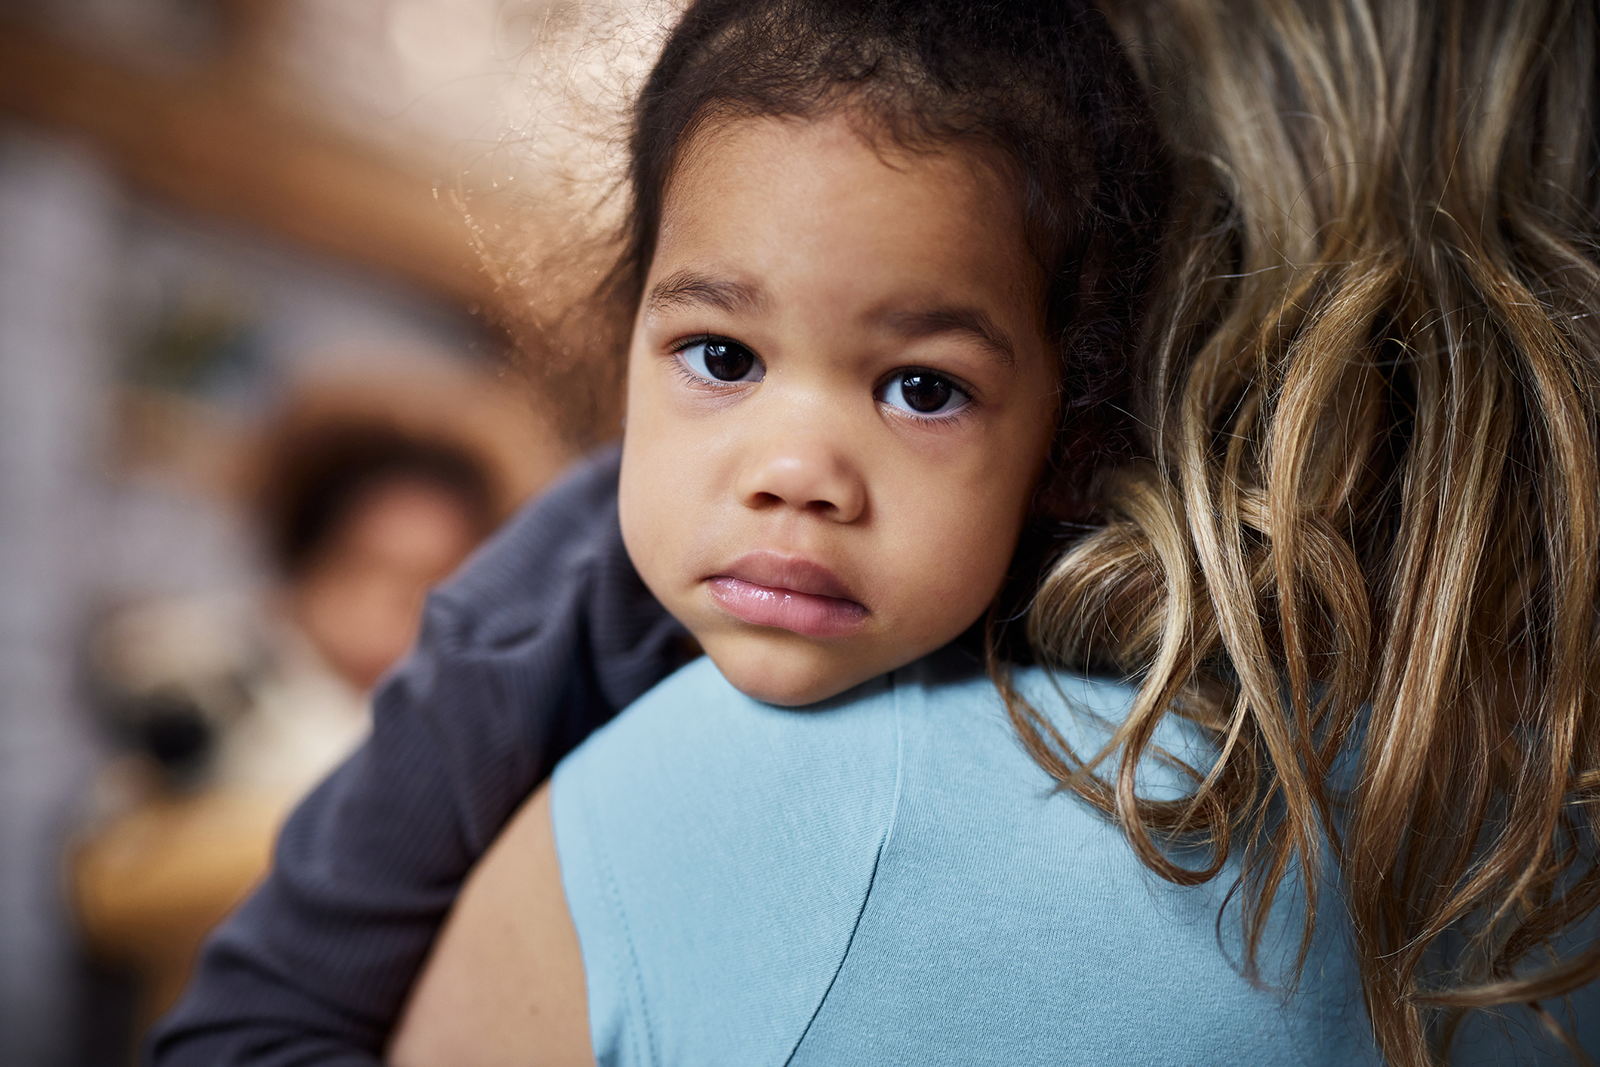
top-left (735, 428), bottom-right (866, 523)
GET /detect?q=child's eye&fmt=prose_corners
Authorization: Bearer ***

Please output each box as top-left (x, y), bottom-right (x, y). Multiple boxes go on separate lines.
top-left (677, 337), bottom-right (765, 383)
top-left (878, 369), bottom-right (971, 418)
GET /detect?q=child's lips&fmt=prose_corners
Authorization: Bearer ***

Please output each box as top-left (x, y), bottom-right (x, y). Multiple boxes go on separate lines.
top-left (705, 552), bottom-right (868, 637)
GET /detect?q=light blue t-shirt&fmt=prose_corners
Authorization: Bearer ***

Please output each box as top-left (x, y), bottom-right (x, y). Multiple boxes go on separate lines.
top-left (551, 653), bottom-right (1587, 1066)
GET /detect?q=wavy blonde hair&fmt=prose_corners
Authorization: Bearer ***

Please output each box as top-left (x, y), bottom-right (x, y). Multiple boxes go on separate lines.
top-left (1003, 0), bottom-right (1600, 1061)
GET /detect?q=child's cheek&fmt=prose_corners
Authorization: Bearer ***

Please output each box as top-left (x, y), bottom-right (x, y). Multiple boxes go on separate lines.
top-left (616, 352), bottom-right (703, 630)
top-left (617, 353), bottom-right (666, 600)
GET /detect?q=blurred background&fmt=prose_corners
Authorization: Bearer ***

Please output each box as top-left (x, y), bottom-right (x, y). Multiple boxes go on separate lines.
top-left (0, 1), bottom-right (600, 1061)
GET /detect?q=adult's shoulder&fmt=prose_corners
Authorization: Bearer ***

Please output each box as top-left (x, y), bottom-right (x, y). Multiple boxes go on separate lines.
top-left (553, 659), bottom-right (903, 879)
top-left (561, 656), bottom-right (902, 796)
top-left (552, 658), bottom-right (903, 1067)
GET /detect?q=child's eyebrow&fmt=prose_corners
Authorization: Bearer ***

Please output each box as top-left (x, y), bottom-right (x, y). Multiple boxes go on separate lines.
top-left (877, 307), bottom-right (1017, 368)
top-left (646, 270), bottom-right (769, 316)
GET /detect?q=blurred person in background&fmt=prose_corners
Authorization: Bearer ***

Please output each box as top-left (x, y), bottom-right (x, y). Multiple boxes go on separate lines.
top-left (70, 381), bottom-right (523, 1041)
top-left (259, 413), bottom-right (497, 697)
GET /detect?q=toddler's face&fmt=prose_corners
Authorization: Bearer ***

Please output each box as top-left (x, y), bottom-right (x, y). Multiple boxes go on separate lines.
top-left (619, 112), bottom-right (1058, 705)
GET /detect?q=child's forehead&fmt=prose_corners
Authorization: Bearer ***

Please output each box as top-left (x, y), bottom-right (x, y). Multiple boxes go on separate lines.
top-left (664, 109), bottom-right (1021, 220)
top-left (647, 112), bottom-right (1046, 348)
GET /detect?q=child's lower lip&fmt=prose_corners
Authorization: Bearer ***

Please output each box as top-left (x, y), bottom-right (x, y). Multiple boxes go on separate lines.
top-left (706, 576), bottom-right (868, 637)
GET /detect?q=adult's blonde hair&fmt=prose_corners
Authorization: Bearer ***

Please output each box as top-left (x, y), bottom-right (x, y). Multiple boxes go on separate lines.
top-left (1009, 0), bottom-right (1600, 1061)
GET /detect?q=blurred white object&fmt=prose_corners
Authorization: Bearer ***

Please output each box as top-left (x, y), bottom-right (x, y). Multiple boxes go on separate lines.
top-left (89, 592), bottom-right (370, 802)
top-left (213, 625), bottom-right (369, 801)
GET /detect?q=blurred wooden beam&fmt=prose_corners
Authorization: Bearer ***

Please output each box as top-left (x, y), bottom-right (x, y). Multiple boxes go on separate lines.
top-left (0, 17), bottom-right (493, 307)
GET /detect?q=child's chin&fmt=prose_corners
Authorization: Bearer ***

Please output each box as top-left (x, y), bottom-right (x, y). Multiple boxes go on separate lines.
top-left (701, 633), bottom-right (886, 708)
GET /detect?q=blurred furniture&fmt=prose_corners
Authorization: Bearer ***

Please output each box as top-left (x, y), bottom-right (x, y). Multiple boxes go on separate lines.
top-left (73, 787), bottom-right (285, 1028)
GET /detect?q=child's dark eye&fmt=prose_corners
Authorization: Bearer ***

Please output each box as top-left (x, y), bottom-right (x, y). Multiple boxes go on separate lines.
top-left (879, 369), bottom-right (971, 418)
top-left (678, 337), bottom-right (764, 383)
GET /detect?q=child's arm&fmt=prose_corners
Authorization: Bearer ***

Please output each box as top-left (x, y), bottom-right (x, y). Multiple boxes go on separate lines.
top-left (146, 446), bottom-right (688, 1067)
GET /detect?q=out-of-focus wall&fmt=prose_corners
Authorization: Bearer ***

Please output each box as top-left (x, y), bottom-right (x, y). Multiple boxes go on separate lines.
top-left (0, 130), bottom-right (116, 1067)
